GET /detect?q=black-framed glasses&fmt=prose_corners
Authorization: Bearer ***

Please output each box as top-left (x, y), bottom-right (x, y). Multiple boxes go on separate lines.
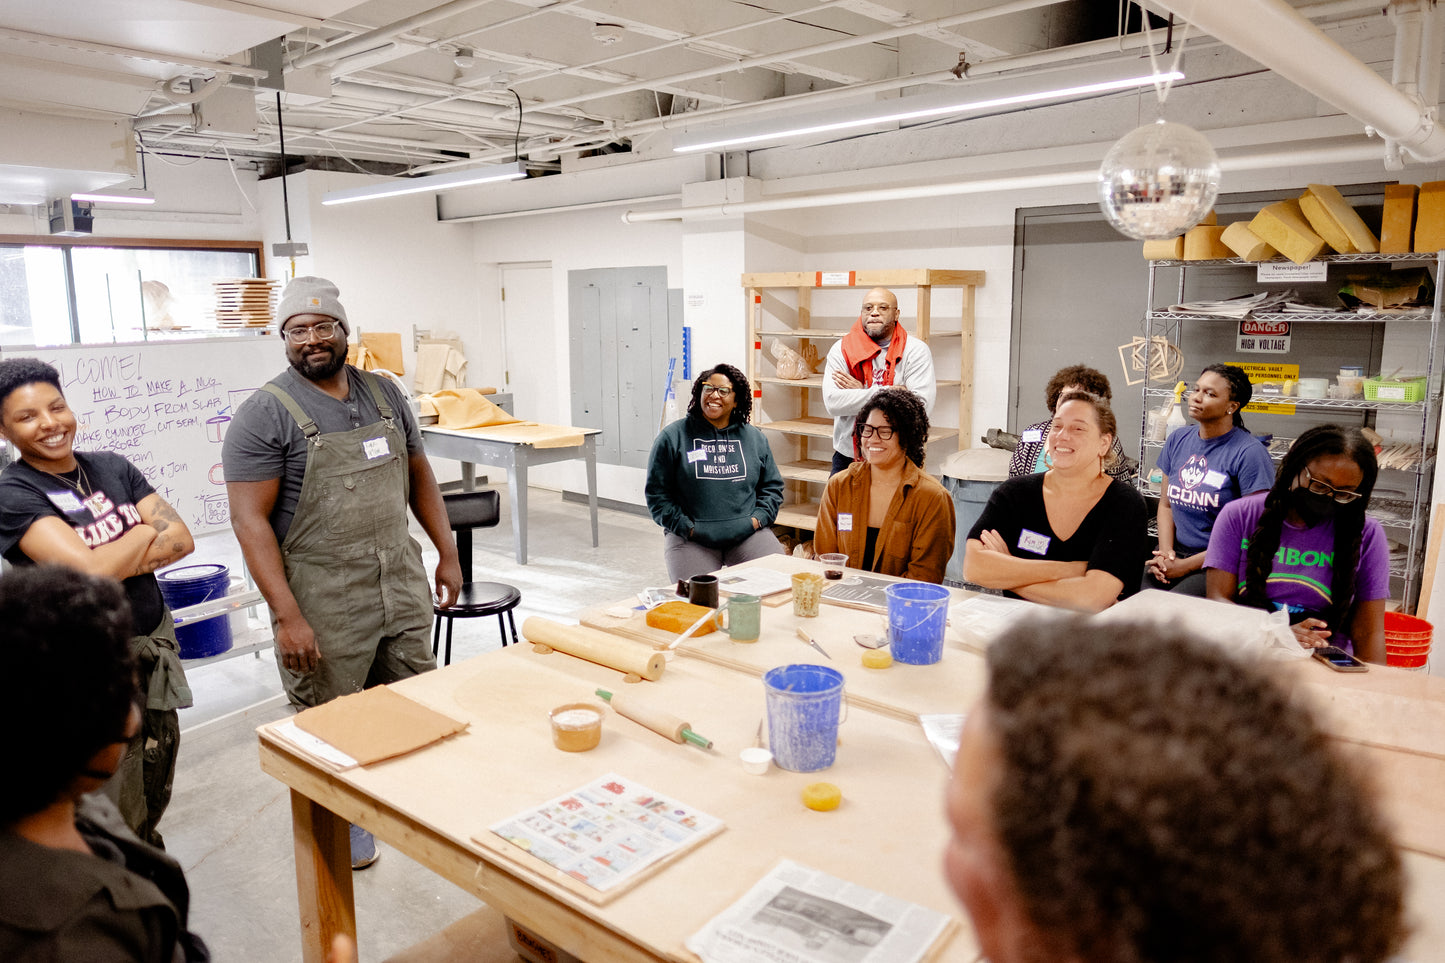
top-left (700, 384), bottom-right (734, 397)
top-left (858, 424), bottom-right (895, 440)
top-left (282, 320), bottom-right (342, 344)
top-left (1300, 466), bottom-right (1363, 504)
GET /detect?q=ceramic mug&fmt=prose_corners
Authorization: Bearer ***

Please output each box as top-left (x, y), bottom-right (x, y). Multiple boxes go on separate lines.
top-left (677, 574), bottom-right (719, 608)
top-left (718, 593), bottom-right (762, 643)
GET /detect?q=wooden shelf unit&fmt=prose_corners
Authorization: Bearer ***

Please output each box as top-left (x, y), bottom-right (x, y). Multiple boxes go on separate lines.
top-left (743, 268), bottom-right (984, 531)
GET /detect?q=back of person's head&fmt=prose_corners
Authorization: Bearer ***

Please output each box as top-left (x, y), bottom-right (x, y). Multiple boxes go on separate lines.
top-left (854, 387), bottom-right (929, 467)
top-left (1045, 365), bottom-right (1112, 413)
top-left (958, 616), bottom-right (1404, 963)
top-left (0, 357), bottom-right (63, 414)
top-left (0, 566), bottom-right (136, 826)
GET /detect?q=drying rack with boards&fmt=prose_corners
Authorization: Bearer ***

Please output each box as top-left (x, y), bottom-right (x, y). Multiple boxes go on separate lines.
top-left (742, 269), bottom-right (984, 531)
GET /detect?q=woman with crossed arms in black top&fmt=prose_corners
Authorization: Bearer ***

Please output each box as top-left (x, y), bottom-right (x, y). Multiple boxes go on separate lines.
top-left (963, 390), bottom-right (1148, 612)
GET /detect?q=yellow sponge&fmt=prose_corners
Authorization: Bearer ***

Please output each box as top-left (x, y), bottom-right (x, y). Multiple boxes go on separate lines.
top-left (1298, 192), bottom-right (1356, 254)
top-left (861, 648), bottom-right (893, 669)
top-left (802, 782), bottom-right (842, 812)
top-left (1183, 225), bottom-right (1232, 260)
top-left (1415, 181), bottom-right (1445, 253)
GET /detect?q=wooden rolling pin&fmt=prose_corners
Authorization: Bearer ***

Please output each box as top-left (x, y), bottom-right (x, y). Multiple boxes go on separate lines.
top-left (595, 689), bottom-right (712, 748)
top-left (522, 617), bottom-right (666, 681)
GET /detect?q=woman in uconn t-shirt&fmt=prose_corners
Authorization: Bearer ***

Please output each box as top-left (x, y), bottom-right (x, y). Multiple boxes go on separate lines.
top-left (1205, 425), bottom-right (1389, 662)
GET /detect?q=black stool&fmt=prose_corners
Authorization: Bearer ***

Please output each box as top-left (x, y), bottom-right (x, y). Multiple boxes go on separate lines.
top-left (432, 490), bottom-right (522, 665)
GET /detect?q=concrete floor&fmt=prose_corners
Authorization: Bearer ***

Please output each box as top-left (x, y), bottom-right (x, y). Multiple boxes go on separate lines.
top-left (167, 485), bottom-right (670, 962)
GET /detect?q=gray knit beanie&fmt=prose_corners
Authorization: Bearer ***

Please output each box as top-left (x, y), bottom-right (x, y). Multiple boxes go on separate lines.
top-left (276, 276), bottom-right (350, 333)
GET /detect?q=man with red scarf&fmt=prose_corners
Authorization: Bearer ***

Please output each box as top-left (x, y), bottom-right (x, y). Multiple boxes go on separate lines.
top-left (822, 287), bottom-right (936, 474)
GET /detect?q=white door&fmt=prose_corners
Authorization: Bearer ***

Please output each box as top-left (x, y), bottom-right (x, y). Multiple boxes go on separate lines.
top-left (499, 262), bottom-right (555, 422)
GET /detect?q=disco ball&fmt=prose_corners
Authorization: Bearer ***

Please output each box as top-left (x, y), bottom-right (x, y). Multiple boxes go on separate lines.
top-left (1098, 120), bottom-right (1221, 240)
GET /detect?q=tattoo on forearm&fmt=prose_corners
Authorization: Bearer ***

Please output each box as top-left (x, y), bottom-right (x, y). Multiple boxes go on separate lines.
top-left (150, 501), bottom-right (183, 534)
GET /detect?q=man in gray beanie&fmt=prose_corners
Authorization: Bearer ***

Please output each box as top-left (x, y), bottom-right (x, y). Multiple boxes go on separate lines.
top-left (221, 276), bottom-right (461, 870)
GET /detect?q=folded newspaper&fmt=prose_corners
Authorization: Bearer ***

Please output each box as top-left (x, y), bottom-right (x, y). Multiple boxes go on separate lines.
top-left (687, 860), bottom-right (953, 963)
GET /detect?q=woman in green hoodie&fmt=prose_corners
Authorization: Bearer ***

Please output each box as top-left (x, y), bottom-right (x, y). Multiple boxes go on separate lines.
top-left (646, 363), bottom-right (786, 581)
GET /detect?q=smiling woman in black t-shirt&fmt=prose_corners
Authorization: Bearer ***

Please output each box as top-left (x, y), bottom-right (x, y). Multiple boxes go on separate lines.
top-left (0, 358), bottom-right (195, 848)
top-left (964, 391), bottom-right (1147, 612)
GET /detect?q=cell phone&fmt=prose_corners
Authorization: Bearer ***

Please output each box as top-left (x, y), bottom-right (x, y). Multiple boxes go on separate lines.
top-left (1312, 645), bottom-right (1368, 672)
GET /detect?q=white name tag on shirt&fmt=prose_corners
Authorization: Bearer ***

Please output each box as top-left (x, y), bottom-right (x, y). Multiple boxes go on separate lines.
top-left (687, 448), bottom-right (707, 463)
top-left (363, 437), bottom-right (390, 460)
top-left (1021, 428), bottom-right (1043, 443)
top-left (838, 513), bottom-right (853, 532)
top-left (1018, 528), bottom-right (1051, 555)
top-left (1203, 469), bottom-right (1228, 489)
top-left (47, 491), bottom-right (84, 513)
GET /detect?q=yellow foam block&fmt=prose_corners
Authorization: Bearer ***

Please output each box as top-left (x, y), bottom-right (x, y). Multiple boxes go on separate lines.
top-left (1220, 221), bottom-right (1277, 261)
top-left (1306, 184), bottom-right (1379, 253)
top-left (1142, 236), bottom-right (1185, 260)
top-left (644, 601), bottom-right (718, 636)
top-left (1298, 193), bottom-right (1356, 254)
top-left (1197, 209), bottom-right (1218, 226)
top-left (1250, 198), bottom-right (1326, 264)
top-left (1380, 184), bottom-right (1418, 254)
top-left (802, 782), bottom-right (842, 811)
top-left (1414, 181), bottom-right (1445, 253)
top-left (1183, 225), bottom-right (1232, 260)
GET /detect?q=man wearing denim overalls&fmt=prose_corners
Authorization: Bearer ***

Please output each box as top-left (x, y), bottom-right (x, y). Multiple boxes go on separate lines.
top-left (223, 277), bottom-right (461, 869)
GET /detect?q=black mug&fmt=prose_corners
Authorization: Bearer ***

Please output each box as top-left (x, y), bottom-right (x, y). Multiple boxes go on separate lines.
top-left (677, 574), bottom-right (719, 608)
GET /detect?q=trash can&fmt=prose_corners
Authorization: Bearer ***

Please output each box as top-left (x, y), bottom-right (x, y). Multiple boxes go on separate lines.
top-left (938, 447), bottom-right (1012, 585)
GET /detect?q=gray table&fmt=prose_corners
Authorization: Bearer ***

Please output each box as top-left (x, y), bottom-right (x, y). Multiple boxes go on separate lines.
top-left (421, 426), bottom-right (600, 564)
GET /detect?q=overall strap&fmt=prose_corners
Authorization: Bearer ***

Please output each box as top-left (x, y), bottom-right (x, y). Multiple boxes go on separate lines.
top-left (354, 368), bottom-right (396, 421)
top-left (262, 383), bottom-right (321, 440)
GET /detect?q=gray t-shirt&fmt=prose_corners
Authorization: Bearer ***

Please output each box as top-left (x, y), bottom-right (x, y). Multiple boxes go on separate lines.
top-left (221, 366), bottom-right (421, 542)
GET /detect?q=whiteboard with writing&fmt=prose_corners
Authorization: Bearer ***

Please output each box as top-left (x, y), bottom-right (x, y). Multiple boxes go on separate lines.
top-left (13, 337), bottom-right (283, 536)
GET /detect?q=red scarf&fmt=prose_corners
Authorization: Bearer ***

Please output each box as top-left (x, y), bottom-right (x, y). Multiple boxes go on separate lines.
top-left (840, 319), bottom-right (907, 387)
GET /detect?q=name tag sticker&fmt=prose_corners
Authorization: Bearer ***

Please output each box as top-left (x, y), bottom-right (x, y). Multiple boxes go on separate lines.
top-left (1018, 528), bottom-right (1051, 555)
top-left (1021, 428), bottom-right (1043, 443)
top-left (838, 513), bottom-right (853, 532)
top-left (1203, 469), bottom-right (1228, 489)
top-left (686, 448), bottom-right (707, 463)
top-left (47, 491), bottom-right (83, 513)
top-left (363, 437), bottom-right (390, 460)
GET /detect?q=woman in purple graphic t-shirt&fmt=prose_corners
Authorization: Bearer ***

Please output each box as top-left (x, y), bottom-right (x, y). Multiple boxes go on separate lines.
top-left (1205, 425), bottom-right (1388, 663)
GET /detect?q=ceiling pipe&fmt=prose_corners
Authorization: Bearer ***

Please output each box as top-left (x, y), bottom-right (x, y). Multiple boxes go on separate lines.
top-left (331, 81), bottom-right (595, 135)
top-left (0, 26), bottom-right (268, 78)
top-left (619, 141), bottom-right (1384, 222)
top-left (290, 0), bottom-right (503, 69)
top-left (1147, 0), bottom-right (1445, 163)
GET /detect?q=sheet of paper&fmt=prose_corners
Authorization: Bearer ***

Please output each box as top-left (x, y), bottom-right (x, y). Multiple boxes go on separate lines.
top-left (487, 773), bottom-right (724, 893)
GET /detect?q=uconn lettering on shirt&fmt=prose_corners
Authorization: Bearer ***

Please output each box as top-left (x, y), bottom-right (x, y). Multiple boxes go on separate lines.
top-left (61, 490), bottom-right (143, 547)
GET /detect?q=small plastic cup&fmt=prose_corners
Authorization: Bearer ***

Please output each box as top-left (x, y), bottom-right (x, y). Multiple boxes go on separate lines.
top-left (818, 553), bottom-right (848, 580)
top-left (739, 747), bottom-right (773, 775)
top-left (792, 572), bottom-right (825, 618)
top-left (550, 703), bottom-right (602, 752)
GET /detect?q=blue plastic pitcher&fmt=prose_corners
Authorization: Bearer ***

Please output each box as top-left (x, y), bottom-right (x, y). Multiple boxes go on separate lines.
top-left (885, 582), bottom-right (949, 665)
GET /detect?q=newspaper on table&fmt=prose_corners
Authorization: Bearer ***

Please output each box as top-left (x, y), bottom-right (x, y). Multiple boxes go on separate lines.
top-left (687, 859), bottom-right (953, 963)
top-left (488, 773), bottom-right (723, 893)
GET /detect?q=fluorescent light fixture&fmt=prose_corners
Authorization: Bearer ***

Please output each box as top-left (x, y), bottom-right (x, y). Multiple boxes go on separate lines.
top-left (320, 161), bottom-right (527, 205)
top-left (673, 61), bottom-right (1185, 153)
top-left (71, 188), bottom-right (155, 205)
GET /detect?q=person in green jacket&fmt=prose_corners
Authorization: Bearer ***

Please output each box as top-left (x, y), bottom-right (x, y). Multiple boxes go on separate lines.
top-left (646, 363), bottom-right (785, 581)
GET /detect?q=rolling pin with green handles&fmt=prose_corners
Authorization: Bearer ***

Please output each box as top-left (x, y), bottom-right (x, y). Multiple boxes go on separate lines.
top-left (595, 689), bottom-right (713, 749)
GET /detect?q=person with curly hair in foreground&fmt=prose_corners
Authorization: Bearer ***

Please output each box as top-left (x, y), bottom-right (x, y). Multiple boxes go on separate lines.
top-left (0, 566), bottom-right (209, 961)
top-left (945, 616), bottom-right (1404, 963)
top-left (813, 387), bottom-right (955, 583)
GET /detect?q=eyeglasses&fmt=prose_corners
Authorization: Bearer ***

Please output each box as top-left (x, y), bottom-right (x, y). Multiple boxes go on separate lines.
top-left (858, 424), bottom-right (895, 440)
top-left (1300, 466), bottom-right (1363, 504)
top-left (700, 384), bottom-right (734, 397)
top-left (282, 320), bottom-right (342, 344)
